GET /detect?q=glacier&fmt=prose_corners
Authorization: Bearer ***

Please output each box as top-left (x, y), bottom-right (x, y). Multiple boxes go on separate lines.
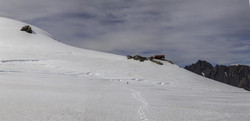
top-left (0, 17), bottom-right (249, 121)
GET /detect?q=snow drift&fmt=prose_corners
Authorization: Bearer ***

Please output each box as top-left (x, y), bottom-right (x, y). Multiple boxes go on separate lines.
top-left (0, 17), bottom-right (249, 121)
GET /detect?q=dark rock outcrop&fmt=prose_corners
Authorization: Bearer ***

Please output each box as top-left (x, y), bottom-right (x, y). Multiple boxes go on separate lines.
top-left (21, 25), bottom-right (32, 33)
top-left (185, 60), bottom-right (213, 77)
top-left (127, 55), bottom-right (133, 59)
top-left (126, 54), bottom-right (174, 65)
top-left (133, 55), bottom-right (148, 62)
top-left (126, 55), bottom-right (167, 65)
top-left (185, 60), bottom-right (250, 91)
top-left (150, 59), bottom-right (163, 65)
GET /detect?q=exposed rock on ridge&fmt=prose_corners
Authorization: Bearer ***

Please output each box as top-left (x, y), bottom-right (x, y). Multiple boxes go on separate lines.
top-left (21, 25), bottom-right (32, 33)
top-left (185, 60), bottom-right (250, 91)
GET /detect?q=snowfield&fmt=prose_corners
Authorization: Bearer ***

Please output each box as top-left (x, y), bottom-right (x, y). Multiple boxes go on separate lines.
top-left (0, 17), bottom-right (249, 121)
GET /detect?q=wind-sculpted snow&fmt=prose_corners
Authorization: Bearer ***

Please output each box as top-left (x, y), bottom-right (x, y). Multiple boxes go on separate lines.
top-left (1, 59), bottom-right (40, 63)
top-left (0, 17), bottom-right (249, 121)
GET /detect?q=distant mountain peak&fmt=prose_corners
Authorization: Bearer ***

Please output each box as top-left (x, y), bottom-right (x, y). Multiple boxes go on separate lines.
top-left (185, 60), bottom-right (250, 91)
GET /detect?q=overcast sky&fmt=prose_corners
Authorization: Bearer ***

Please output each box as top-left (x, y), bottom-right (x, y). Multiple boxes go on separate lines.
top-left (0, 0), bottom-right (249, 66)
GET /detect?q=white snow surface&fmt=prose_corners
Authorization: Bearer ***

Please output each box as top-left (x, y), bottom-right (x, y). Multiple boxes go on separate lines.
top-left (0, 17), bottom-right (249, 121)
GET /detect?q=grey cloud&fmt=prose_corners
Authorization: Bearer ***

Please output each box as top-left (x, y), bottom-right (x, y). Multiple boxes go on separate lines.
top-left (0, 0), bottom-right (249, 66)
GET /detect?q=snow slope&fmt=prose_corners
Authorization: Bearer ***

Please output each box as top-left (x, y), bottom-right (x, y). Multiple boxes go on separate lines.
top-left (0, 17), bottom-right (249, 121)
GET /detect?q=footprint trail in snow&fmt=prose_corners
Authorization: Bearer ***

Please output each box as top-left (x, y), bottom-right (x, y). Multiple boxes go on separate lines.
top-left (111, 80), bottom-right (149, 121)
top-left (131, 89), bottom-right (149, 121)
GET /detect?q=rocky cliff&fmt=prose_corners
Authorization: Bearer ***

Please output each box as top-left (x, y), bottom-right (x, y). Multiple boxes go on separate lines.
top-left (185, 60), bottom-right (250, 91)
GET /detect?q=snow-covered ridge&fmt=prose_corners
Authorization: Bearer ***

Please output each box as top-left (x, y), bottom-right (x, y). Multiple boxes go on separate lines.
top-left (0, 17), bottom-right (121, 60)
top-left (0, 17), bottom-right (249, 121)
top-left (0, 17), bottom-right (53, 37)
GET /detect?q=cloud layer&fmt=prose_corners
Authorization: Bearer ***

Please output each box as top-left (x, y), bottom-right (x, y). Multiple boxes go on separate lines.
top-left (0, 0), bottom-right (249, 66)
